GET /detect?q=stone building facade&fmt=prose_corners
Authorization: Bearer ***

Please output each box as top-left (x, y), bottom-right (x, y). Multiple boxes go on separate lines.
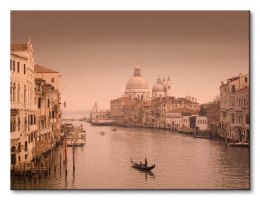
top-left (219, 73), bottom-right (250, 142)
top-left (10, 40), bottom-right (62, 170)
top-left (10, 40), bottom-right (37, 169)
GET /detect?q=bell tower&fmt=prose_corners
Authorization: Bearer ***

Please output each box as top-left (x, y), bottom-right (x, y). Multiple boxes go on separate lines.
top-left (166, 76), bottom-right (172, 96)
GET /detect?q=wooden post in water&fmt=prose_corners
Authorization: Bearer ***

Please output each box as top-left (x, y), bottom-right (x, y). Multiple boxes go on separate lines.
top-left (73, 145), bottom-right (75, 178)
top-left (63, 137), bottom-right (68, 179)
top-left (225, 129), bottom-right (228, 147)
top-left (48, 158), bottom-right (52, 176)
top-left (60, 153), bottom-right (62, 173)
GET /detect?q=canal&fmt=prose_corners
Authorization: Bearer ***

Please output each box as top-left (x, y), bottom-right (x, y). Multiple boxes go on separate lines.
top-left (11, 121), bottom-right (250, 189)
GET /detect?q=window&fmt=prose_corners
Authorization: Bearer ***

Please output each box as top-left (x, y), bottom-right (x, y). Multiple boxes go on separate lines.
top-left (231, 85), bottom-right (235, 93)
top-left (24, 64), bottom-right (26, 74)
top-left (231, 113), bottom-right (235, 123)
top-left (38, 98), bottom-right (41, 108)
top-left (25, 154), bottom-right (27, 160)
top-left (245, 77), bottom-right (248, 82)
top-left (246, 114), bottom-right (250, 124)
top-left (17, 84), bottom-right (20, 103)
top-left (51, 78), bottom-right (55, 83)
top-left (13, 60), bottom-right (15, 71)
top-left (17, 62), bottom-right (20, 73)
top-left (25, 141), bottom-right (28, 151)
top-left (18, 143), bottom-right (21, 152)
top-left (24, 85), bottom-right (26, 103)
top-left (10, 59), bottom-right (12, 70)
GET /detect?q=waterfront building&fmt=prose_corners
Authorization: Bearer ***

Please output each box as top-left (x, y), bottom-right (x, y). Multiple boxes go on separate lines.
top-left (90, 102), bottom-right (111, 124)
top-left (123, 98), bottom-right (144, 126)
top-left (195, 116), bottom-right (209, 131)
top-left (10, 40), bottom-right (62, 171)
top-left (34, 78), bottom-right (59, 157)
top-left (125, 66), bottom-right (150, 100)
top-left (219, 73), bottom-right (249, 142)
top-left (165, 110), bottom-right (182, 130)
top-left (110, 97), bottom-right (134, 125)
top-left (34, 64), bottom-right (61, 92)
top-left (142, 100), bottom-right (152, 127)
top-left (34, 64), bottom-right (62, 148)
top-left (110, 64), bottom-right (199, 129)
top-left (10, 39), bottom-right (38, 169)
top-left (151, 96), bottom-right (199, 128)
top-left (200, 100), bottom-right (220, 135)
top-left (181, 116), bottom-right (192, 131)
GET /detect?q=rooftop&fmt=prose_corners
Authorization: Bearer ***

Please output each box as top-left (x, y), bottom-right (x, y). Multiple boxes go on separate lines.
top-left (34, 64), bottom-right (59, 73)
top-left (11, 43), bottom-right (28, 51)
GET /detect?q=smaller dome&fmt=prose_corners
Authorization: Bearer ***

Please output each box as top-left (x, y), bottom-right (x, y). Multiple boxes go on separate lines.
top-left (152, 76), bottom-right (166, 93)
top-left (152, 83), bottom-right (166, 93)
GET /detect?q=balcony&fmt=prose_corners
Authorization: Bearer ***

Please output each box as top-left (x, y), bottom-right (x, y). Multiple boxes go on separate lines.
top-left (27, 124), bottom-right (37, 133)
top-left (11, 102), bottom-right (23, 110)
top-left (23, 103), bottom-right (37, 111)
top-left (11, 131), bottom-right (21, 140)
top-left (39, 127), bottom-right (52, 135)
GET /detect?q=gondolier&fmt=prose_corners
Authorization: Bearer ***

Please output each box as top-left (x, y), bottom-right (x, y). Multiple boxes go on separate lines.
top-left (131, 158), bottom-right (155, 171)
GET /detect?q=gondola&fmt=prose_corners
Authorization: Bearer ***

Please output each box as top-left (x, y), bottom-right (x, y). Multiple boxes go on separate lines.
top-left (131, 159), bottom-right (155, 171)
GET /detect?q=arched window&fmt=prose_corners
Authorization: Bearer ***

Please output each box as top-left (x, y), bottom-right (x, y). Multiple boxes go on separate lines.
top-left (17, 84), bottom-right (20, 103)
top-left (10, 117), bottom-right (13, 132)
top-left (13, 117), bottom-right (16, 132)
top-left (30, 86), bottom-right (33, 105)
top-left (18, 117), bottom-right (21, 131)
top-left (10, 82), bottom-right (12, 102)
top-left (24, 85), bottom-right (27, 104)
top-left (24, 116), bottom-right (27, 128)
top-left (11, 146), bottom-right (16, 165)
top-left (13, 83), bottom-right (16, 102)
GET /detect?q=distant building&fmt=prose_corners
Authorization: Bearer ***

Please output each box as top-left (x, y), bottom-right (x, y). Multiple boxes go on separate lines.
top-left (110, 97), bottom-right (133, 125)
top-left (219, 73), bottom-right (250, 143)
top-left (142, 100), bottom-right (152, 126)
top-left (90, 102), bottom-right (111, 124)
top-left (195, 116), bottom-right (208, 131)
top-left (165, 111), bottom-right (182, 130)
top-left (110, 64), bottom-right (200, 129)
top-left (151, 97), bottom-right (199, 128)
top-left (200, 101), bottom-right (220, 135)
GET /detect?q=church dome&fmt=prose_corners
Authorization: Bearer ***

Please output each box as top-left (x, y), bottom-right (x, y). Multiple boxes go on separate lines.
top-left (152, 77), bottom-right (166, 93)
top-left (125, 67), bottom-right (149, 91)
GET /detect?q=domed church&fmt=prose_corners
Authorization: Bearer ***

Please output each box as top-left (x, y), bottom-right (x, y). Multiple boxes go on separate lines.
top-left (125, 66), bottom-right (150, 100)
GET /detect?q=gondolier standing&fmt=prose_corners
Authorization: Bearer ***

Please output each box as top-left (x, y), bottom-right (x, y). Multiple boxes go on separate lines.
top-left (144, 157), bottom-right (147, 167)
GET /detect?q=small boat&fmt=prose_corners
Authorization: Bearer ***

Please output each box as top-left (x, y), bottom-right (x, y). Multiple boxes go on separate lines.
top-left (112, 128), bottom-right (117, 131)
top-left (131, 159), bottom-right (155, 171)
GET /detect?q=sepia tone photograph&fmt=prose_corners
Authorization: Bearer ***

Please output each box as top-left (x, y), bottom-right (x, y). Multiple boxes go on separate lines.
top-left (10, 11), bottom-right (250, 190)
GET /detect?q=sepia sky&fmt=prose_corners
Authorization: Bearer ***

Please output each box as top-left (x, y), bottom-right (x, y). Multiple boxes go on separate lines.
top-left (11, 11), bottom-right (249, 111)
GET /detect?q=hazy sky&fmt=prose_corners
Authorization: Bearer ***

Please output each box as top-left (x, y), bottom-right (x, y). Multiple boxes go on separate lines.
top-left (11, 11), bottom-right (249, 111)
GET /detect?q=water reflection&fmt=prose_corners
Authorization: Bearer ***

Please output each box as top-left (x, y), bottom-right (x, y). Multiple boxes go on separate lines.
top-left (11, 121), bottom-right (249, 189)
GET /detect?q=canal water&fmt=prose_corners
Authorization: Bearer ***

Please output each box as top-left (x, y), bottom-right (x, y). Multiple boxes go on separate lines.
top-left (12, 121), bottom-right (250, 189)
